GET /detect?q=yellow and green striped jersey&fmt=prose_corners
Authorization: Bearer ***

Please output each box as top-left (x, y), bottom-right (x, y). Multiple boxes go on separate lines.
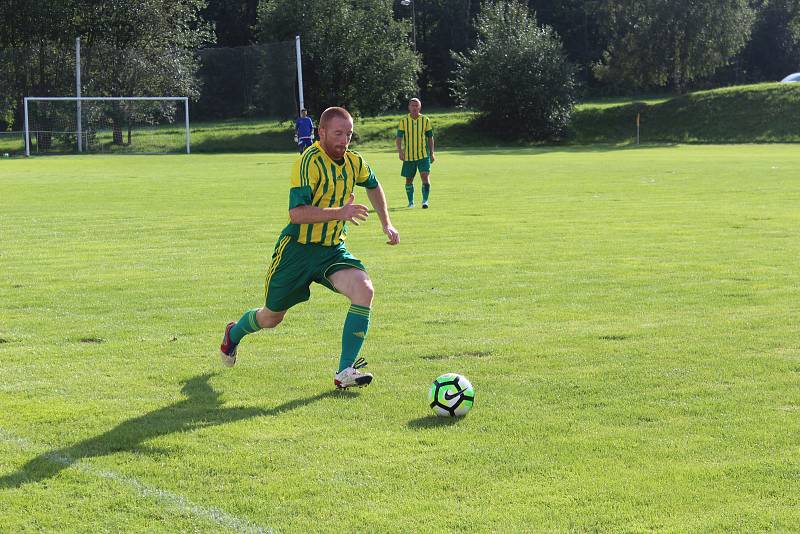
top-left (281, 141), bottom-right (379, 246)
top-left (397, 113), bottom-right (433, 161)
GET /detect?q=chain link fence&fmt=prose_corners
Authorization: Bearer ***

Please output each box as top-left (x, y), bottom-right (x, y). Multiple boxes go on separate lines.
top-left (0, 41), bottom-right (298, 154)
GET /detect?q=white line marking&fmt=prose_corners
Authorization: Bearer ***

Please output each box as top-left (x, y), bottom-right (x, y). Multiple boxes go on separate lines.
top-left (0, 427), bottom-right (275, 534)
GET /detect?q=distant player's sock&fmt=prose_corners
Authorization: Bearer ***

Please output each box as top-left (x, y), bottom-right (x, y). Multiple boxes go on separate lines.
top-left (405, 183), bottom-right (414, 205)
top-left (338, 304), bottom-right (371, 372)
top-left (229, 308), bottom-right (262, 344)
top-left (422, 183), bottom-right (430, 203)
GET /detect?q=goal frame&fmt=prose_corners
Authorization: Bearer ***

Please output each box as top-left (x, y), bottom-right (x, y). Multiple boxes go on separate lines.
top-left (23, 96), bottom-right (190, 156)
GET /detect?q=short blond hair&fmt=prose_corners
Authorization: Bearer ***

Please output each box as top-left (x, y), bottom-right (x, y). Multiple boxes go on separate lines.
top-left (409, 98), bottom-right (421, 105)
top-left (319, 107), bottom-right (352, 128)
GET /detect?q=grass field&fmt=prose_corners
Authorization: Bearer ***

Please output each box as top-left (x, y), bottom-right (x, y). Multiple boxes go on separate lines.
top-left (1, 145), bottom-right (800, 532)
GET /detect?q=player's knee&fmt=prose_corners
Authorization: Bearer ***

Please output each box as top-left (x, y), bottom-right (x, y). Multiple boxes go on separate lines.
top-left (354, 279), bottom-right (374, 306)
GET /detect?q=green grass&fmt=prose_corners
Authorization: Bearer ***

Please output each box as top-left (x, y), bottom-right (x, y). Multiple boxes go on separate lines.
top-left (573, 83), bottom-right (800, 144)
top-left (1, 145), bottom-right (800, 532)
top-left (0, 131), bottom-right (24, 155)
top-left (190, 118), bottom-right (297, 153)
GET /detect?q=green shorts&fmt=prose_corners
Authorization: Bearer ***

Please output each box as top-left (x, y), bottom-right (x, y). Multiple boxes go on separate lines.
top-left (264, 235), bottom-right (366, 312)
top-left (401, 157), bottom-right (431, 178)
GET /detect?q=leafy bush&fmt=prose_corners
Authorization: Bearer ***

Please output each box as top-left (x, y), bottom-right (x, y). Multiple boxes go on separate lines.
top-left (451, 0), bottom-right (576, 140)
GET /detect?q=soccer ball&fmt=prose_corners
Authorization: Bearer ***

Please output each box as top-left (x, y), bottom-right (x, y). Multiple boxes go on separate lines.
top-left (428, 373), bottom-right (474, 417)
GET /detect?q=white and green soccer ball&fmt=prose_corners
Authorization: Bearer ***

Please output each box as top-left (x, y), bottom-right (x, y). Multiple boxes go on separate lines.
top-left (428, 373), bottom-right (474, 417)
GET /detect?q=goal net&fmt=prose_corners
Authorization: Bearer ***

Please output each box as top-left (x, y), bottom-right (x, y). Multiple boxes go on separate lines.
top-left (24, 97), bottom-right (189, 155)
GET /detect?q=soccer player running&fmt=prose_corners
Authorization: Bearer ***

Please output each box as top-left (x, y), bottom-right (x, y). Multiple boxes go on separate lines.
top-left (396, 98), bottom-right (435, 208)
top-left (295, 108), bottom-right (315, 153)
top-left (220, 107), bottom-right (400, 389)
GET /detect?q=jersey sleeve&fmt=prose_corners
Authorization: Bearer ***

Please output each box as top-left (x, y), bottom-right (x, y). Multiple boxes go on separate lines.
top-left (288, 157), bottom-right (314, 208)
top-left (424, 117), bottom-right (433, 137)
top-left (354, 155), bottom-right (379, 189)
top-left (396, 119), bottom-right (405, 138)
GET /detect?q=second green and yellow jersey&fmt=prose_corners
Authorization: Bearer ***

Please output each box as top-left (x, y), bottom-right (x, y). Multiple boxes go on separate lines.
top-left (397, 113), bottom-right (433, 161)
top-left (281, 141), bottom-right (379, 246)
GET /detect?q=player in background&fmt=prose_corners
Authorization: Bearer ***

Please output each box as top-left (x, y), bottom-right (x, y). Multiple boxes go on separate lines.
top-left (295, 108), bottom-right (314, 153)
top-left (221, 106), bottom-right (400, 389)
top-left (396, 98), bottom-right (435, 208)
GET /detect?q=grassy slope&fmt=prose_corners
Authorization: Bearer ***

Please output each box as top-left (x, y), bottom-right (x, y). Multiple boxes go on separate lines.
top-left (573, 82), bottom-right (800, 144)
top-left (1, 146), bottom-right (800, 531)
top-left (345, 83), bottom-right (800, 148)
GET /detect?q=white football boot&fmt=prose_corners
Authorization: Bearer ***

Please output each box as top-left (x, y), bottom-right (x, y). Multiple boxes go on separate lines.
top-left (334, 357), bottom-right (373, 389)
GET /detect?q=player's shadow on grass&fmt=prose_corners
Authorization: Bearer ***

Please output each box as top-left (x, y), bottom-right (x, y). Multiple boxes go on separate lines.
top-left (0, 374), bottom-right (351, 489)
top-left (407, 415), bottom-right (463, 429)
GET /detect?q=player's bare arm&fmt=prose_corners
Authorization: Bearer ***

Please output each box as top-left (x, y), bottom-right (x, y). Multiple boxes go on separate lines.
top-left (395, 136), bottom-right (405, 161)
top-left (289, 194), bottom-right (369, 225)
top-left (366, 185), bottom-right (400, 245)
top-left (428, 136), bottom-right (435, 163)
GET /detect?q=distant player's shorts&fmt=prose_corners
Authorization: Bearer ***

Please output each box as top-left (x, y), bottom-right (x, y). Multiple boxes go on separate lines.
top-left (401, 157), bottom-right (431, 178)
top-left (264, 235), bottom-right (366, 312)
top-left (298, 137), bottom-right (313, 152)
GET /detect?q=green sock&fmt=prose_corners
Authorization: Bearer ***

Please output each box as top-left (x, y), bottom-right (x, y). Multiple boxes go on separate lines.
top-left (229, 308), bottom-right (261, 344)
top-left (405, 183), bottom-right (414, 205)
top-left (422, 183), bottom-right (430, 202)
top-left (338, 304), bottom-right (371, 372)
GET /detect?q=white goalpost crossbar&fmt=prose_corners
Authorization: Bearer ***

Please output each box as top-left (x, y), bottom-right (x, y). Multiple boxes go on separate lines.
top-left (24, 96), bottom-right (190, 156)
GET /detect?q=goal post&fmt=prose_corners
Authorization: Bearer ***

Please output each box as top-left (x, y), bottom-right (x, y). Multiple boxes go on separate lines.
top-left (24, 96), bottom-right (190, 156)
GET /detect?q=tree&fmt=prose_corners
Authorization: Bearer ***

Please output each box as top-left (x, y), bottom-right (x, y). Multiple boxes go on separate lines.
top-left (527, 0), bottom-right (609, 89)
top-left (593, 0), bottom-right (755, 92)
top-left (0, 0), bottom-right (211, 137)
top-left (0, 0), bottom-right (76, 130)
top-left (392, 0), bottom-right (479, 105)
top-left (737, 0), bottom-right (800, 82)
top-left (451, 0), bottom-right (576, 140)
top-left (76, 1), bottom-right (212, 145)
top-left (258, 0), bottom-right (420, 116)
top-left (202, 0), bottom-right (259, 46)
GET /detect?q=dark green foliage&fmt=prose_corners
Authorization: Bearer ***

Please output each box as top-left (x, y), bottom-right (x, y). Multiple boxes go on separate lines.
top-left (526, 0), bottom-right (608, 90)
top-left (451, 0), bottom-right (576, 140)
top-left (0, 0), bottom-right (212, 130)
top-left (78, 1), bottom-right (212, 99)
top-left (393, 0), bottom-right (479, 106)
top-left (201, 0), bottom-right (259, 46)
top-left (593, 0), bottom-right (755, 92)
top-left (734, 0), bottom-right (800, 83)
top-left (257, 0), bottom-right (420, 116)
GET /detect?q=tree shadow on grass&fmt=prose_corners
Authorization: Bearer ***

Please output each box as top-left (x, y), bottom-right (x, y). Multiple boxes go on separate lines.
top-left (407, 415), bottom-right (465, 429)
top-left (0, 374), bottom-right (353, 489)
top-left (191, 131), bottom-right (295, 153)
